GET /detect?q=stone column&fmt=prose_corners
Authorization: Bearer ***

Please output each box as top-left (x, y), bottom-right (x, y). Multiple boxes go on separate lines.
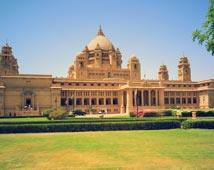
top-left (120, 91), bottom-right (124, 113)
top-left (141, 90), bottom-right (144, 106)
top-left (148, 90), bottom-right (151, 106)
top-left (155, 89), bottom-right (158, 106)
top-left (126, 89), bottom-right (133, 114)
top-left (159, 89), bottom-right (165, 108)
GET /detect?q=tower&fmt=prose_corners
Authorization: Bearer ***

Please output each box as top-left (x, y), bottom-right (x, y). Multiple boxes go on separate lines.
top-left (127, 55), bottom-right (141, 80)
top-left (158, 64), bottom-right (169, 80)
top-left (177, 55), bottom-right (191, 81)
top-left (0, 44), bottom-right (19, 75)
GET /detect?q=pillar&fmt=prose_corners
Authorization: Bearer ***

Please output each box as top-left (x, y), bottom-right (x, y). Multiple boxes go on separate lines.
top-left (126, 89), bottom-right (133, 114)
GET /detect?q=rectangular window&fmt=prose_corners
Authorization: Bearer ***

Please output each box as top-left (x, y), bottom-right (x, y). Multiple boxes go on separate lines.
top-left (99, 98), bottom-right (104, 105)
top-left (69, 98), bottom-right (73, 105)
top-left (187, 98), bottom-right (192, 104)
top-left (91, 98), bottom-right (97, 105)
top-left (176, 98), bottom-right (180, 104)
top-left (182, 98), bottom-right (186, 104)
top-left (164, 98), bottom-right (169, 104)
top-left (193, 97), bottom-right (197, 104)
top-left (106, 98), bottom-right (111, 105)
top-left (113, 98), bottom-right (118, 105)
top-left (76, 98), bottom-right (82, 105)
top-left (84, 98), bottom-right (89, 105)
top-left (170, 98), bottom-right (175, 104)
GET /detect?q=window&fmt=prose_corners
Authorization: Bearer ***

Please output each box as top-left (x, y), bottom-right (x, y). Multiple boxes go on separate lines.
top-left (84, 98), bottom-right (89, 105)
top-left (99, 98), bottom-right (104, 105)
top-left (187, 98), bottom-right (192, 104)
top-left (164, 92), bottom-right (169, 96)
top-left (134, 64), bottom-right (137, 70)
top-left (106, 98), bottom-right (111, 105)
top-left (182, 98), bottom-right (186, 104)
top-left (164, 98), bottom-right (169, 104)
top-left (176, 98), bottom-right (180, 104)
top-left (193, 97), bottom-right (197, 104)
top-left (113, 98), bottom-right (118, 105)
top-left (69, 98), bottom-right (73, 105)
top-left (107, 72), bottom-right (111, 78)
top-left (76, 98), bottom-right (82, 105)
top-left (61, 98), bottom-right (66, 106)
top-left (91, 98), bottom-right (97, 105)
top-left (79, 61), bottom-right (84, 68)
top-left (170, 98), bottom-right (175, 104)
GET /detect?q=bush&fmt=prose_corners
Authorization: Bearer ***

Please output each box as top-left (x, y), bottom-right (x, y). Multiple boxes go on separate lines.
top-left (182, 120), bottom-right (214, 129)
top-left (160, 110), bottom-right (173, 116)
top-left (129, 112), bottom-right (136, 117)
top-left (43, 108), bottom-right (68, 120)
top-left (181, 110), bottom-right (214, 117)
top-left (181, 111), bottom-right (192, 117)
top-left (143, 111), bottom-right (161, 117)
top-left (0, 120), bottom-right (181, 133)
top-left (130, 110), bottom-right (161, 118)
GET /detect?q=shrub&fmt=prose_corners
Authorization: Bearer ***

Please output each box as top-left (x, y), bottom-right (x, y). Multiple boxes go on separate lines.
top-left (182, 120), bottom-right (214, 129)
top-left (181, 110), bottom-right (214, 117)
top-left (181, 111), bottom-right (192, 117)
top-left (131, 110), bottom-right (161, 118)
top-left (160, 110), bottom-right (173, 116)
top-left (205, 110), bottom-right (214, 116)
top-left (129, 112), bottom-right (136, 117)
top-left (43, 108), bottom-right (68, 120)
top-left (143, 111), bottom-right (161, 117)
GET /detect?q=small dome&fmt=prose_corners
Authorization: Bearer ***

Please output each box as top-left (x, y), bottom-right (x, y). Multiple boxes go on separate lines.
top-left (179, 55), bottom-right (189, 64)
top-left (129, 55), bottom-right (139, 62)
top-left (87, 26), bottom-right (115, 51)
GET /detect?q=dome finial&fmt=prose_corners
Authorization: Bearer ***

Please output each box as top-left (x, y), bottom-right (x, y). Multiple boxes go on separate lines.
top-left (97, 25), bottom-right (105, 36)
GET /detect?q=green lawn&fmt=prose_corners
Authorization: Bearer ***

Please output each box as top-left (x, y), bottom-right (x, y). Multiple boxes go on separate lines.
top-left (0, 129), bottom-right (213, 170)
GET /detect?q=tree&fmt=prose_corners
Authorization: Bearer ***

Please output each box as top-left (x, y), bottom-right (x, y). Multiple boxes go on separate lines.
top-left (192, 0), bottom-right (214, 55)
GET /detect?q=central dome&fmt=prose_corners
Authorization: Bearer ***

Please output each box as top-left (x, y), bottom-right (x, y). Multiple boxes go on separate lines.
top-left (87, 26), bottom-right (115, 51)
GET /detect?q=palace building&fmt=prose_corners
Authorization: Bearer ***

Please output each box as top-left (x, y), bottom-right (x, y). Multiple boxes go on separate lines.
top-left (0, 26), bottom-right (213, 116)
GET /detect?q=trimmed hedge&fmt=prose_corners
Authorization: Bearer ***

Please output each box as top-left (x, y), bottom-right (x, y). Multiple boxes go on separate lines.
top-left (181, 110), bottom-right (214, 117)
top-left (0, 117), bottom-right (183, 125)
top-left (182, 120), bottom-right (214, 129)
top-left (160, 110), bottom-right (173, 116)
top-left (0, 120), bottom-right (181, 133)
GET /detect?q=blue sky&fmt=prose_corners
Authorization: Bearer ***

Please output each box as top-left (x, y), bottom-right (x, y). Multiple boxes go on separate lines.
top-left (0, 0), bottom-right (213, 81)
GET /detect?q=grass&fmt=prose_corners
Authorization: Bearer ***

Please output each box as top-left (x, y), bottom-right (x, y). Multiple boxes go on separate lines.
top-left (0, 129), bottom-right (213, 170)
